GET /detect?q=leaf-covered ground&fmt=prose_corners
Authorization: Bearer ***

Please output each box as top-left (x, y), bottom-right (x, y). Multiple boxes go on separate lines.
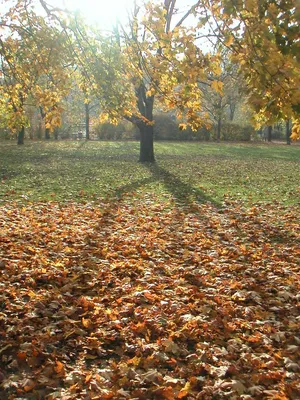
top-left (0, 141), bottom-right (299, 399)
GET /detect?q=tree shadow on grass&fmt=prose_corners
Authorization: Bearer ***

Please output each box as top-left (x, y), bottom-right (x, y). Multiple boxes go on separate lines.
top-left (110, 162), bottom-right (221, 210)
top-left (144, 162), bottom-right (221, 209)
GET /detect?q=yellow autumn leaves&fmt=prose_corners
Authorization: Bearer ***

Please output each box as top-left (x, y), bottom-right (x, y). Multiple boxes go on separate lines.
top-left (0, 0), bottom-right (299, 139)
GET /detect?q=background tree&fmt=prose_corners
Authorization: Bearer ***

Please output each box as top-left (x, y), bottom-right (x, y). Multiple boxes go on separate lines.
top-left (0, 33), bottom-right (35, 144)
top-left (200, 55), bottom-right (244, 141)
top-left (200, 0), bottom-right (300, 140)
top-left (0, 0), bottom-right (73, 143)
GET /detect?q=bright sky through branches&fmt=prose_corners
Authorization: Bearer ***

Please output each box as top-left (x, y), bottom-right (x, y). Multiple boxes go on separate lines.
top-left (60, 0), bottom-right (137, 28)
top-left (54, 0), bottom-right (197, 29)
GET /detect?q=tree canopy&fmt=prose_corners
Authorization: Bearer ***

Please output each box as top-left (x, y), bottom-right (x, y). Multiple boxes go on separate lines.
top-left (0, 0), bottom-right (73, 143)
top-left (0, 0), bottom-right (299, 155)
top-left (201, 0), bottom-right (300, 139)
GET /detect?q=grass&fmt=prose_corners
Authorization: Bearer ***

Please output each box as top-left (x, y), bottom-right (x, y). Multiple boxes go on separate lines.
top-left (0, 140), bottom-right (299, 206)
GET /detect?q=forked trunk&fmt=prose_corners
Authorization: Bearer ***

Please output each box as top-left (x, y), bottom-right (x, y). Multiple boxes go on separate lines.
top-left (139, 124), bottom-right (155, 162)
top-left (126, 84), bottom-right (155, 162)
top-left (17, 126), bottom-right (25, 145)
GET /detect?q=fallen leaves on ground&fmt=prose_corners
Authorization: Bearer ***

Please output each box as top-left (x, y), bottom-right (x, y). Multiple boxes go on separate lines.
top-left (0, 194), bottom-right (299, 399)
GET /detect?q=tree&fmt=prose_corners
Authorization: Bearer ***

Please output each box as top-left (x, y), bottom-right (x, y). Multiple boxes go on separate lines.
top-left (5, 0), bottom-right (297, 153)
top-left (201, 0), bottom-right (300, 141)
top-left (40, 0), bottom-right (223, 162)
top-left (0, 34), bottom-right (34, 144)
top-left (200, 56), bottom-right (243, 141)
top-left (267, 125), bottom-right (272, 142)
top-left (0, 1), bottom-right (73, 143)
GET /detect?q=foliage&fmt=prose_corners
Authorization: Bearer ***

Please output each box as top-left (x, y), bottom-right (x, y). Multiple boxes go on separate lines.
top-left (95, 121), bottom-right (138, 141)
top-left (0, 1), bottom-right (73, 135)
top-left (0, 127), bottom-right (10, 139)
top-left (0, 141), bottom-right (299, 399)
top-left (1, 0), bottom-right (298, 151)
top-left (200, 0), bottom-right (300, 139)
top-left (211, 122), bottom-right (254, 142)
top-left (92, 115), bottom-right (252, 142)
top-left (153, 113), bottom-right (209, 141)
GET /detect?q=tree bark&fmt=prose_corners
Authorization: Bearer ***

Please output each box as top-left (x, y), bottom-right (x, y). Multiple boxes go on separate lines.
top-left (286, 120), bottom-right (291, 145)
top-left (229, 104), bottom-right (235, 121)
top-left (267, 125), bottom-right (272, 142)
top-left (135, 84), bottom-right (155, 162)
top-left (85, 103), bottom-right (90, 140)
top-left (17, 126), bottom-right (25, 145)
top-left (45, 127), bottom-right (50, 140)
top-left (139, 123), bottom-right (155, 162)
top-left (217, 117), bottom-right (221, 142)
top-left (39, 107), bottom-right (51, 140)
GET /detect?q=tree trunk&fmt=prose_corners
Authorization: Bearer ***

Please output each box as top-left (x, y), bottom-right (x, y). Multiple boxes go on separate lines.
top-left (217, 117), bottom-right (222, 142)
top-left (139, 124), bottom-right (155, 162)
top-left (45, 128), bottom-right (50, 140)
top-left (136, 85), bottom-right (155, 162)
top-left (85, 103), bottom-right (90, 140)
top-left (229, 104), bottom-right (235, 121)
top-left (267, 125), bottom-right (272, 142)
top-left (39, 107), bottom-right (51, 140)
top-left (286, 120), bottom-right (291, 145)
top-left (17, 126), bottom-right (25, 145)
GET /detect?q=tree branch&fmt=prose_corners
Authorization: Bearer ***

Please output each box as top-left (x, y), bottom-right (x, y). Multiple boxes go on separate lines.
top-left (175, 1), bottom-right (200, 28)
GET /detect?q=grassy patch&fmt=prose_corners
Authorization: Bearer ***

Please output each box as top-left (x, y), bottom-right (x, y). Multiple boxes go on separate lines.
top-left (0, 140), bottom-right (299, 205)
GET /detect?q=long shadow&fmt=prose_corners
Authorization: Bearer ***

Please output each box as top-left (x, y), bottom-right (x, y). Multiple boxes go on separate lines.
top-left (144, 162), bottom-right (221, 209)
top-left (113, 176), bottom-right (158, 199)
top-left (109, 162), bottom-right (296, 248)
top-left (108, 162), bottom-right (221, 209)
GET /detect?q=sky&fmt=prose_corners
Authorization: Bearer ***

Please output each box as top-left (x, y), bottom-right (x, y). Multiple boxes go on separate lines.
top-left (50, 0), bottom-right (197, 29)
top-left (0, 0), bottom-right (199, 30)
top-left (59, 0), bottom-right (136, 28)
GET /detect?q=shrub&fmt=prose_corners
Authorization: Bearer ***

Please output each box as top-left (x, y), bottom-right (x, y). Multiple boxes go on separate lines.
top-left (212, 122), bottom-right (254, 141)
top-left (154, 113), bottom-right (210, 141)
top-left (94, 121), bottom-right (138, 140)
top-left (0, 127), bottom-right (11, 139)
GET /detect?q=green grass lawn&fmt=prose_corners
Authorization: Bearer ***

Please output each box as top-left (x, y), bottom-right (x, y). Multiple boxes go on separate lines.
top-left (0, 140), bottom-right (299, 206)
top-left (0, 140), bottom-right (300, 399)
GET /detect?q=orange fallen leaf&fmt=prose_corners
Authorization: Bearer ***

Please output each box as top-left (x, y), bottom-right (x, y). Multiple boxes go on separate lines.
top-left (54, 361), bottom-right (65, 375)
top-left (24, 379), bottom-right (36, 392)
top-left (17, 351), bottom-right (27, 361)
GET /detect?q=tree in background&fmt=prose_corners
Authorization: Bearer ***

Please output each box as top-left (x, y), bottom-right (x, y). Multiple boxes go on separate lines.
top-left (201, 0), bottom-right (300, 140)
top-left (0, 34), bottom-right (34, 144)
top-left (59, 76), bottom-right (100, 140)
top-left (0, 1), bottom-right (73, 143)
top-left (200, 55), bottom-right (244, 141)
